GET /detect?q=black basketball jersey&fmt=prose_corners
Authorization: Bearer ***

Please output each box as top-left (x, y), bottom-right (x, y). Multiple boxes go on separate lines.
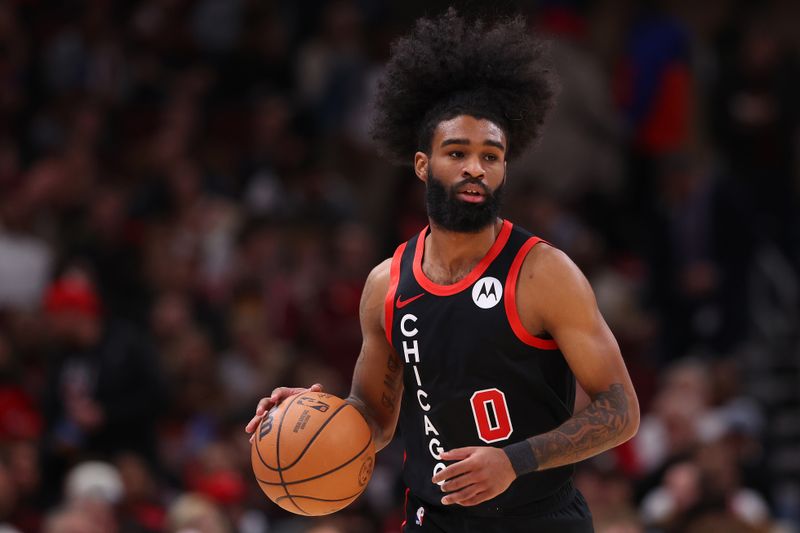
top-left (385, 220), bottom-right (577, 517)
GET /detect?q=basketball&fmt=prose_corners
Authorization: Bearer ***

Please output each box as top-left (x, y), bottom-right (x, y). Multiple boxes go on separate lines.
top-left (251, 391), bottom-right (375, 516)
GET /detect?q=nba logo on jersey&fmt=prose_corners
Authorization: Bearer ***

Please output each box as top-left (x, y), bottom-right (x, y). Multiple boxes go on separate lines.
top-left (472, 276), bottom-right (503, 309)
top-left (415, 506), bottom-right (425, 525)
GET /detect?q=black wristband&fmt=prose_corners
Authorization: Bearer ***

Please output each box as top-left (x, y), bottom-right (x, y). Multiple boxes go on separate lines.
top-left (503, 440), bottom-right (539, 477)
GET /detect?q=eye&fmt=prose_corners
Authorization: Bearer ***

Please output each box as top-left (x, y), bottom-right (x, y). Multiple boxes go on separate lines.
top-left (484, 154), bottom-right (498, 162)
top-left (448, 151), bottom-right (464, 159)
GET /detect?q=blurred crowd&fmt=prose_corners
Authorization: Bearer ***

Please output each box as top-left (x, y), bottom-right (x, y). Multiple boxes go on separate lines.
top-left (0, 0), bottom-right (798, 532)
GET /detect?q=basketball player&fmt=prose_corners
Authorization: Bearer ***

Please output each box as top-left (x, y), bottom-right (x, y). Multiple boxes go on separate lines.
top-left (246, 10), bottom-right (639, 532)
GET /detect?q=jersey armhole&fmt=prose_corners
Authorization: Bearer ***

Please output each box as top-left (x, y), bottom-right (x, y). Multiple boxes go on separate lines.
top-left (384, 242), bottom-right (406, 345)
top-left (504, 237), bottom-right (559, 350)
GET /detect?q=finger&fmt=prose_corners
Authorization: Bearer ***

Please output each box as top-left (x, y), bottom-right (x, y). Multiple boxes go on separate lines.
top-left (249, 384), bottom-right (323, 433)
top-left (454, 490), bottom-right (491, 507)
top-left (273, 386), bottom-right (310, 404)
top-left (442, 484), bottom-right (482, 505)
top-left (247, 397), bottom-right (272, 431)
top-left (439, 447), bottom-right (475, 461)
top-left (245, 413), bottom-right (262, 433)
top-left (259, 386), bottom-right (300, 414)
top-left (255, 395), bottom-right (275, 416)
top-left (432, 459), bottom-right (472, 484)
top-left (440, 473), bottom-right (473, 494)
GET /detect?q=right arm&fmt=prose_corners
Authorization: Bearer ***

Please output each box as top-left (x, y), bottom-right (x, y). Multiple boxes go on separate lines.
top-left (345, 258), bottom-right (403, 451)
top-left (245, 259), bottom-right (403, 452)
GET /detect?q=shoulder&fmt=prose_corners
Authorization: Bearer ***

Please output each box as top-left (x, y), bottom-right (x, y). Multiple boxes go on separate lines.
top-left (366, 257), bottom-right (393, 294)
top-left (360, 257), bottom-right (393, 327)
top-left (516, 241), bottom-right (598, 328)
top-left (519, 242), bottom-right (591, 294)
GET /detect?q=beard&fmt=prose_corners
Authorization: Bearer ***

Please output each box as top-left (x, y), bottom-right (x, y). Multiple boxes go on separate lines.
top-left (425, 168), bottom-right (505, 233)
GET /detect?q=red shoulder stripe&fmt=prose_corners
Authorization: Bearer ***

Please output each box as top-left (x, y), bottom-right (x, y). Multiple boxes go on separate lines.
top-left (384, 242), bottom-right (407, 345)
top-left (504, 237), bottom-right (559, 350)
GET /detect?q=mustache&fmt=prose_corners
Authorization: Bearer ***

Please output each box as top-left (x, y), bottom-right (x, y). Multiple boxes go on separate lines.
top-left (453, 177), bottom-right (491, 195)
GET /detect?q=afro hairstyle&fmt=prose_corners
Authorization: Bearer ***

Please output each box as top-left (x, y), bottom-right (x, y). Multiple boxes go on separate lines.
top-left (370, 8), bottom-right (557, 164)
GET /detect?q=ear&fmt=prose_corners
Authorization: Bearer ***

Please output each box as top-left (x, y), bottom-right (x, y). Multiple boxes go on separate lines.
top-left (414, 152), bottom-right (429, 183)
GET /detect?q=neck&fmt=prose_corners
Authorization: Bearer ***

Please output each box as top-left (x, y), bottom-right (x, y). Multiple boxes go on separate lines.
top-left (424, 218), bottom-right (503, 280)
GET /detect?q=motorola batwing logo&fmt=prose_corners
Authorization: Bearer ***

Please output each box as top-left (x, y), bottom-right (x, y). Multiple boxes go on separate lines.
top-left (471, 276), bottom-right (503, 309)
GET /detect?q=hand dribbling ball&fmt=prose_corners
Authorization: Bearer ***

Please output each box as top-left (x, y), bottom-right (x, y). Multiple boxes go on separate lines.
top-left (251, 391), bottom-right (375, 516)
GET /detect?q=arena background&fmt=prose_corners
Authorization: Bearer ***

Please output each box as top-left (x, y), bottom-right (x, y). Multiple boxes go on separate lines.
top-left (0, 0), bottom-right (798, 531)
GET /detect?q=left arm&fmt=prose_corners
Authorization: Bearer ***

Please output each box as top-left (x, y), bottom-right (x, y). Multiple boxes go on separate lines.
top-left (433, 244), bottom-right (639, 505)
top-left (516, 245), bottom-right (639, 469)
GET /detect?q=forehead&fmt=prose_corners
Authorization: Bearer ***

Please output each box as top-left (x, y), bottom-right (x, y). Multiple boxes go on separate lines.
top-left (432, 115), bottom-right (507, 146)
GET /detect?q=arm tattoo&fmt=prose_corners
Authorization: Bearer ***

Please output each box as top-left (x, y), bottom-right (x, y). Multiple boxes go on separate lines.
top-left (505, 383), bottom-right (631, 475)
top-left (381, 351), bottom-right (402, 412)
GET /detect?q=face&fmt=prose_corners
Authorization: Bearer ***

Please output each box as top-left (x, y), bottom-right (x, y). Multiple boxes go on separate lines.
top-left (415, 115), bottom-right (507, 233)
top-left (47, 311), bottom-right (101, 348)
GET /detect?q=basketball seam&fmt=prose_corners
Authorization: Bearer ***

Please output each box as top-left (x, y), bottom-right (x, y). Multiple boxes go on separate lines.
top-left (255, 434), bottom-right (373, 486)
top-left (275, 394), bottom-right (308, 515)
top-left (275, 492), bottom-right (363, 503)
top-left (254, 418), bottom-right (279, 471)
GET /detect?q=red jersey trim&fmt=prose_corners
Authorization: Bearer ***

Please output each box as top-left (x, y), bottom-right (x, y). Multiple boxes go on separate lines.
top-left (400, 486), bottom-right (410, 530)
top-left (412, 219), bottom-right (513, 296)
top-left (505, 237), bottom-right (559, 350)
top-left (384, 242), bottom-right (407, 345)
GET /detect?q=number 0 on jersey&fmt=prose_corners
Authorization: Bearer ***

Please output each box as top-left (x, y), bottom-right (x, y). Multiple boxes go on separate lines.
top-left (470, 388), bottom-right (513, 443)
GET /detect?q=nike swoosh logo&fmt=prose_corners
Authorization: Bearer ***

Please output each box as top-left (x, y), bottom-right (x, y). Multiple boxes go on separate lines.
top-left (396, 293), bottom-right (424, 309)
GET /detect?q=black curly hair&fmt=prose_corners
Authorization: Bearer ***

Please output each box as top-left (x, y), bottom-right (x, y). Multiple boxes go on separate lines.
top-left (370, 8), bottom-right (556, 164)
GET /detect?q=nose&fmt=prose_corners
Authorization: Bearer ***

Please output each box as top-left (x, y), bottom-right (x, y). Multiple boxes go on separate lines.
top-left (462, 155), bottom-right (485, 179)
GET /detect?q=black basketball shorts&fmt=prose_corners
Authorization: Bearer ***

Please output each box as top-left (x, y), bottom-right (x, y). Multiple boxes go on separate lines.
top-left (401, 488), bottom-right (594, 533)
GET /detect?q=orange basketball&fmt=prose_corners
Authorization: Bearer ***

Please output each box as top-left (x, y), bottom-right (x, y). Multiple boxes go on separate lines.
top-left (251, 391), bottom-right (375, 516)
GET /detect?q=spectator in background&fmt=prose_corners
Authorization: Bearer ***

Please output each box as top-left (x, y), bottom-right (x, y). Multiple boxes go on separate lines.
top-left (310, 222), bottom-right (379, 385)
top-left (157, 326), bottom-right (224, 480)
top-left (218, 290), bottom-right (291, 417)
top-left (637, 356), bottom-right (772, 531)
top-left (39, 268), bottom-right (166, 506)
top-left (594, 510), bottom-right (643, 533)
top-left (41, 460), bottom-right (123, 533)
top-left (633, 358), bottom-right (711, 476)
top-left (515, 5), bottom-right (625, 206)
top-left (575, 462), bottom-right (641, 532)
top-left (710, 7), bottom-right (800, 268)
top-left (645, 150), bottom-right (755, 360)
top-left (69, 185), bottom-right (149, 324)
top-left (42, 505), bottom-right (103, 533)
top-left (0, 195), bottom-right (54, 314)
top-left (0, 334), bottom-right (42, 442)
top-left (640, 453), bottom-right (771, 532)
top-left (0, 460), bottom-right (20, 532)
top-left (640, 460), bottom-right (703, 528)
top-left (296, 0), bottom-right (369, 135)
top-left (613, 4), bottom-right (698, 258)
top-left (0, 440), bottom-right (43, 533)
top-left (114, 452), bottom-right (167, 533)
top-left (166, 493), bottom-right (230, 533)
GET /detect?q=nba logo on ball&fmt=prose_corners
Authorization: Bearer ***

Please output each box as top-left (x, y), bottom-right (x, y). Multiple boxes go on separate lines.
top-left (472, 277), bottom-right (502, 309)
